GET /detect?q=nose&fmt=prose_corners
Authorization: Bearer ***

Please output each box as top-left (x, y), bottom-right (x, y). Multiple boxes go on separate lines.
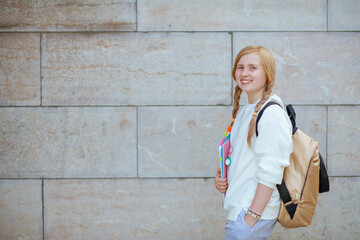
top-left (241, 69), bottom-right (249, 77)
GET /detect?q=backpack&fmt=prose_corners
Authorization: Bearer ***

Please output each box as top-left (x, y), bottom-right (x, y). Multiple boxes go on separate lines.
top-left (256, 101), bottom-right (330, 228)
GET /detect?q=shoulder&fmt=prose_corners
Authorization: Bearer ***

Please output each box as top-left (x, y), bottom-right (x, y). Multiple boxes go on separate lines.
top-left (255, 95), bottom-right (293, 140)
top-left (258, 94), bottom-right (289, 122)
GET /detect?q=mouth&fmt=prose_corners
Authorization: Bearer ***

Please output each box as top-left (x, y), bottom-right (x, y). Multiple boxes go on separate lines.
top-left (240, 79), bottom-right (252, 84)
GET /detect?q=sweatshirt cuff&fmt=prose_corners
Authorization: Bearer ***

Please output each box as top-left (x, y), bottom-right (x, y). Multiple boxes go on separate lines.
top-left (258, 179), bottom-right (277, 190)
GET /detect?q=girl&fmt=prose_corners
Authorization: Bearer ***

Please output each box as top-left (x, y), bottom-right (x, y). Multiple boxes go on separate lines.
top-left (215, 46), bottom-right (293, 240)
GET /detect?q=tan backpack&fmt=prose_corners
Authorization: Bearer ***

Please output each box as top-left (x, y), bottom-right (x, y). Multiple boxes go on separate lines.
top-left (256, 102), bottom-right (330, 228)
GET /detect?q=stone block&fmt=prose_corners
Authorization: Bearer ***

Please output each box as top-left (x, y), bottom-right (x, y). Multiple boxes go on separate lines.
top-left (233, 32), bottom-right (360, 104)
top-left (42, 33), bottom-right (231, 106)
top-left (0, 107), bottom-right (137, 178)
top-left (289, 106), bottom-right (327, 161)
top-left (0, 0), bottom-right (136, 31)
top-left (138, 106), bottom-right (232, 177)
top-left (272, 177), bottom-right (360, 239)
top-left (327, 106), bottom-right (360, 176)
top-left (44, 179), bottom-right (226, 240)
top-left (0, 180), bottom-right (42, 240)
top-left (0, 33), bottom-right (40, 106)
top-left (138, 0), bottom-right (327, 31)
top-left (328, 0), bottom-right (360, 31)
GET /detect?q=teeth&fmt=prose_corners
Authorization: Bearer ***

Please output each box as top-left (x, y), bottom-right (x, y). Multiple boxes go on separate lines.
top-left (241, 80), bottom-right (251, 83)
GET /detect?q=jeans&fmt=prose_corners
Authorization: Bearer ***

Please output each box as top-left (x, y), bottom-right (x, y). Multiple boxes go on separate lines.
top-left (225, 209), bottom-right (277, 240)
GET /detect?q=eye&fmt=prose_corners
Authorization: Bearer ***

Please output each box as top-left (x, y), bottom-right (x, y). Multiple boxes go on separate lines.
top-left (237, 66), bottom-right (244, 69)
top-left (251, 66), bottom-right (256, 70)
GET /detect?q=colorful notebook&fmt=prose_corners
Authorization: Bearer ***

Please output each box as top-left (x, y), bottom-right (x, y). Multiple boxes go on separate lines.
top-left (218, 132), bottom-right (231, 206)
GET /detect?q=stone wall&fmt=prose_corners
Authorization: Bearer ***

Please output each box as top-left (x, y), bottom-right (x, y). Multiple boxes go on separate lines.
top-left (0, 1), bottom-right (359, 239)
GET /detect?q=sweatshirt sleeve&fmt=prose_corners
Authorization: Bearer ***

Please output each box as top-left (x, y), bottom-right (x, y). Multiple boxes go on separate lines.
top-left (254, 105), bottom-right (293, 189)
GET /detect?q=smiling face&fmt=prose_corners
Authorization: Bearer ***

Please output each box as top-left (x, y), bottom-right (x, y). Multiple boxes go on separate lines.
top-left (235, 53), bottom-right (267, 104)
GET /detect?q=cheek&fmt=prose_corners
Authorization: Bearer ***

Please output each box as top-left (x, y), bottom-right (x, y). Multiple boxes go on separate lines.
top-left (255, 72), bottom-right (266, 84)
top-left (234, 70), bottom-right (241, 79)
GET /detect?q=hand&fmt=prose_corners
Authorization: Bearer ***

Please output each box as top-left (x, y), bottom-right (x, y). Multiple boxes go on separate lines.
top-left (244, 213), bottom-right (258, 228)
top-left (215, 168), bottom-right (228, 193)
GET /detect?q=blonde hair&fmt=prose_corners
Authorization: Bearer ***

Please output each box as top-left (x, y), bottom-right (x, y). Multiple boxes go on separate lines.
top-left (230, 46), bottom-right (276, 148)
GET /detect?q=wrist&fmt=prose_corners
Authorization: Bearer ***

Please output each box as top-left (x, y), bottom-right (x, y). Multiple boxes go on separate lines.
top-left (246, 208), bottom-right (261, 219)
top-left (249, 207), bottom-right (262, 216)
top-left (244, 213), bottom-right (258, 228)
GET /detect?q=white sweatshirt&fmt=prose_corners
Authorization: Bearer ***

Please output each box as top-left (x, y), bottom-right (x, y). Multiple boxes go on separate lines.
top-left (224, 94), bottom-right (293, 221)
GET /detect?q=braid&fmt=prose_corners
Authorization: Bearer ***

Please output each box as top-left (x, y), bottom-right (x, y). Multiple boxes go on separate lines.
top-left (231, 85), bottom-right (242, 127)
top-left (246, 88), bottom-right (273, 148)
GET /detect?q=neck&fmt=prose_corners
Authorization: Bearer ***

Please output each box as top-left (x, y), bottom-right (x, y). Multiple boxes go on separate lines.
top-left (247, 94), bottom-right (263, 104)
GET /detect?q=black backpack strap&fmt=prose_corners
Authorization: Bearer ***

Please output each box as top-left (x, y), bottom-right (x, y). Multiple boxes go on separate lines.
top-left (258, 103), bottom-right (298, 136)
top-left (319, 153), bottom-right (330, 193)
top-left (277, 180), bottom-right (297, 219)
top-left (286, 104), bottom-right (298, 135)
top-left (255, 101), bottom-right (282, 137)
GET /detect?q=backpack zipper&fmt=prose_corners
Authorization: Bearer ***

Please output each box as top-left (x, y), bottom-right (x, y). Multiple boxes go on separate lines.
top-left (299, 156), bottom-right (313, 199)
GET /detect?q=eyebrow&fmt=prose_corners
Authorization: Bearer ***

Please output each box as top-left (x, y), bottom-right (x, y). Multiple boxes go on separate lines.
top-left (237, 63), bottom-right (258, 66)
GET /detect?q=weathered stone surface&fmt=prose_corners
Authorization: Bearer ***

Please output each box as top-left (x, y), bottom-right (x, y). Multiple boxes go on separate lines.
top-left (328, 0), bottom-right (360, 31)
top-left (0, 180), bottom-right (42, 240)
top-left (44, 179), bottom-right (226, 240)
top-left (138, 0), bottom-right (327, 31)
top-left (0, 0), bottom-right (136, 31)
top-left (138, 106), bottom-right (232, 177)
top-left (327, 106), bottom-right (360, 176)
top-left (0, 107), bottom-right (137, 178)
top-left (0, 33), bottom-right (40, 106)
top-left (42, 33), bottom-right (231, 106)
top-left (234, 32), bottom-right (360, 104)
top-left (272, 177), bottom-right (360, 239)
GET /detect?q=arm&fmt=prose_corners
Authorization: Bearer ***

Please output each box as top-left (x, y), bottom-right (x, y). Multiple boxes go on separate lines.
top-left (244, 183), bottom-right (273, 227)
top-left (245, 106), bottom-right (292, 227)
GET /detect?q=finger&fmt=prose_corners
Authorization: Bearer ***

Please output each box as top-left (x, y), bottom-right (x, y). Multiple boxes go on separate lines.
top-left (217, 180), bottom-right (226, 186)
top-left (219, 188), bottom-right (227, 193)
top-left (216, 182), bottom-right (226, 191)
top-left (215, 176), bottom-right (228, 184)
top-left (215, 181), bottom-right (224, 188)
top-left (216, 182), bottom-right (228, 189)
top-left (219, 184), bottom-right (228, 190)
top-left (218, 178), bottom-right (227, 184)
top-left (216, 168), bottom-right (221, 177)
